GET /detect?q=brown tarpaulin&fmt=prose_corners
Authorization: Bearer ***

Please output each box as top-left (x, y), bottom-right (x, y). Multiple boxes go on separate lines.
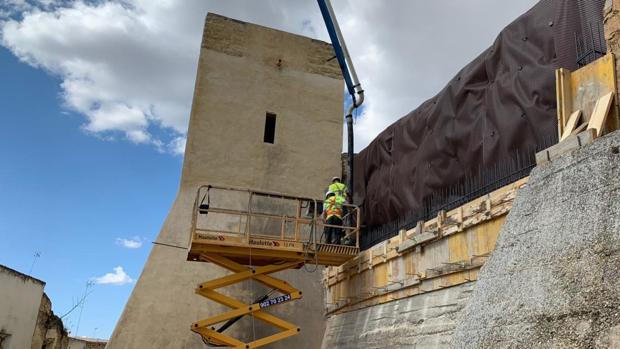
top-left (355, 0), bottom-right (606, 231)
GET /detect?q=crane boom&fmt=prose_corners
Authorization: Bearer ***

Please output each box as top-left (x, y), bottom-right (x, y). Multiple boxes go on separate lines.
top-left (317, 0), bottom-right (364, 198)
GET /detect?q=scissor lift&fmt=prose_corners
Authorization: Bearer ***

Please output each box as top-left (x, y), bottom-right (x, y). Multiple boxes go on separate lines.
top-left (187, 185), bottom-right (360, 348)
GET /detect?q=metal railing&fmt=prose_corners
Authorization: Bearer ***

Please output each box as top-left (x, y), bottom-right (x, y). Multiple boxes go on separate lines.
top-left (575, 22), bottom-right (606, 68)
top-left (190, 185), bottom-right (360, 249)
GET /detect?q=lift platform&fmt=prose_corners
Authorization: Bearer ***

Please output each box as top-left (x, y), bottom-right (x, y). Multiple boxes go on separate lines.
top-left (187, 185), bottom-right (360, 348)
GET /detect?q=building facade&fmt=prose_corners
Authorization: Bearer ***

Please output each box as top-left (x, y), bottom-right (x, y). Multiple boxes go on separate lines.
top-left (0, 265), bottom-right (72, 349)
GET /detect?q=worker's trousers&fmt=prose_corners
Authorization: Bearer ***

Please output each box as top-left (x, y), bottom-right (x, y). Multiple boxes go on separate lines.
top-left (324, 216), bottom-right (343, 245)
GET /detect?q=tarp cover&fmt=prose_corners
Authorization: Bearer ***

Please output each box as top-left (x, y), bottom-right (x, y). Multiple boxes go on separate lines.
top-left (355, 0), bottom-right (606, 228)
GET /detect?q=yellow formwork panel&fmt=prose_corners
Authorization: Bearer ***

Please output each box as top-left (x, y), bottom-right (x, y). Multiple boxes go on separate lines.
top-left (557, 53), bottom-right (619, 138)
top-left (447, 233), bottom-right (470, 285)
top-left (471, 216), bottom-right (505, 257)
top-left (448, 232), bottom-right (469, 263)
top-left (373, 263), bottom-right (388, 290)
top-left (404, 253), bottom-right (416, 279)
top-left (570, 53), bottom-right (617, 122)
top-left (445, 270), bottom-right (470, 288)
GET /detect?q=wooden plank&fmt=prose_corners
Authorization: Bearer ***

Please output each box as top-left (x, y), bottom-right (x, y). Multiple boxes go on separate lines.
top-left (535, 129), bottom-right (596, 165)
top-left (556, 68), bottom-right (573, 139)
top-left (555, 69), bottom-right (562, 138)
top-left (473, 217), bottom-right (504, 256)
top-left (404, 253), bottom-right (415, 278)
top-left (373, 263), bottom-right (387, 290)
top-left (395, 231), bottom-right (437, 254)
top-left (571, 122), bottom-right (588, 136)
top-left (587, 91), bottom-right (615, 137)
top-left (448, 233), bottom-right (468, 263)
top-left (560, 110), bottom-right (582, 141)
top-left (553, 53), bottom-right (618, 140)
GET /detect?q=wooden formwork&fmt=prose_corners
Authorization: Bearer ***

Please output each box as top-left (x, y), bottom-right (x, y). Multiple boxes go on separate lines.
top-left (556, 53), bottom-right (619, 141)
top-left (323, 177), bottom-right (528, 315)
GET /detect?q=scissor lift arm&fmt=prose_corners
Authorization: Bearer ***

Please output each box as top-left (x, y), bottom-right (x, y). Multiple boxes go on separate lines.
top-left (187, 185), bottom-right (360, 348)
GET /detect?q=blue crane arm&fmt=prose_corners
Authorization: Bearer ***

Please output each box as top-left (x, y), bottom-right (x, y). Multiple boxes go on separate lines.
top-left (317, 0), bottom-right (364, 203)
top-left (317, 0), bottom-right (356, 100)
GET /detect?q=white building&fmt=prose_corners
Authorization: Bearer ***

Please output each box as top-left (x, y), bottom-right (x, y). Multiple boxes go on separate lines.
top-left (0, 264), bottom-right (46, 349)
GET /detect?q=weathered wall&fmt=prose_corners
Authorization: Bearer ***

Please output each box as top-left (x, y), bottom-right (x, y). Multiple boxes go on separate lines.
top-left (0, 265), bottom-right (45, 349)
top-left (322, 282), bottom-right (474, 348)
top-left (31, 294), bottom-right (69, 349)
top-left (107, 13), bottom-right (343, 349)
top-left (452, 130), bottom-right (620, 348)
top-left (31, 294), bottom-right (51, 349)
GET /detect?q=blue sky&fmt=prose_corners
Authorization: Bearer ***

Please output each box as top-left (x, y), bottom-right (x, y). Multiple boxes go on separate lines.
top-left (0, 46), bottom-right (181, 338)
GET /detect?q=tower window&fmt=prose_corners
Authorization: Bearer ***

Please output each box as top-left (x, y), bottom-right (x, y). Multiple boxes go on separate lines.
top-left (264, 113), bottom-right (276, 144)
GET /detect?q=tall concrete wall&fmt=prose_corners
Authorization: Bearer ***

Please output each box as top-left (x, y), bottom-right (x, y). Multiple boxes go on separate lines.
top-left (321, 283), bottom-right (475, 349)
top-left (0, 265), bottom-right (45, 349)
top-left (452, 130), bottom-right (620, 348)
top-left (107, 13), bottom-right (343, 349)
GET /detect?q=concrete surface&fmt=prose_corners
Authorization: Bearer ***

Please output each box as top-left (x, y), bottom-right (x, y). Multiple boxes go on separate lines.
top-left (452, 130), bottom-right (620, 348)
top-left (321, 283), bottom-right (475, 349)
top-left (0, 265), bottom-right (45, 349)
top-left (107, 13), bottom-right (343, 349)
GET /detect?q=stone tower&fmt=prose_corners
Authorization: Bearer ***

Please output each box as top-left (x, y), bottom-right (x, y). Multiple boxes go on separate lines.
top-left (106, 13), bottom-right (343, 349)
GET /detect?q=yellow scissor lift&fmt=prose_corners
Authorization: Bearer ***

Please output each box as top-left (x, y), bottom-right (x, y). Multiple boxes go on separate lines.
top-left (187, 185), bottom-right (360, 348)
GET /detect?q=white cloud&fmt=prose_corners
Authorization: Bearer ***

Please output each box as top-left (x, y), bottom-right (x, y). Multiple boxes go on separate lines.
top-left (0, 0), bottom-right (539, 153)
top-left (115, 236), bottom-right (144, 249)
top-left (167, 136), bottom-right (187, 155)
top-left (334, 0), bottom-right (540, 150)
top-left (92, 266), bottom-right (133, 285)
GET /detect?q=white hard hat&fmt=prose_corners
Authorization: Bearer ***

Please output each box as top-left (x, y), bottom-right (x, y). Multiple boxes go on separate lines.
top-left (331, 176), bottom-right (341, 182)
top-left (325, 191), bottom-right (335, 198)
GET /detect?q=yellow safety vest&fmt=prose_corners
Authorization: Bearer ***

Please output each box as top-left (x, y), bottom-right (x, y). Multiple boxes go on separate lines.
top-left (328, 182), bottom-right (347, 199)
top-left (323, 195), bottom-right (345, 219)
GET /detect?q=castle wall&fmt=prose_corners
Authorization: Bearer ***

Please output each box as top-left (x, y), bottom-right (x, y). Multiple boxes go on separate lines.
top-left (107, 13), bottom-right (343, 349)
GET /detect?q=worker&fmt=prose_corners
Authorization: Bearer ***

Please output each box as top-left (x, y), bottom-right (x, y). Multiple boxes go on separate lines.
top-left (323, 191), bottom-right (345, 244)
top-left (328, 176), bottom-right (348, 201)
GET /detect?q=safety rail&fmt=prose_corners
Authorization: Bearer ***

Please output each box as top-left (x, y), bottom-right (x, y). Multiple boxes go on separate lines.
top-left (187, 184), bottom-right (360, 266)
